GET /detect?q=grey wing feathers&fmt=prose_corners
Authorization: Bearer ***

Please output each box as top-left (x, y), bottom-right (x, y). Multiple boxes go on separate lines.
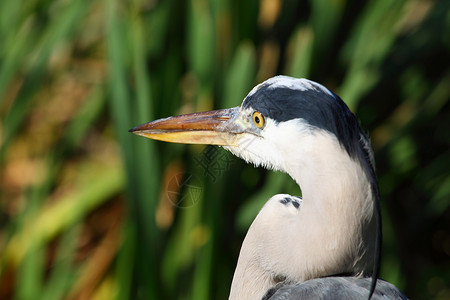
top-left (263, 277), bottom-right (408, 300)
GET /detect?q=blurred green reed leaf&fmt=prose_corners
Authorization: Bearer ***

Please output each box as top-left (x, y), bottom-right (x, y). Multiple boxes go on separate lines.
top-left (191, 229), bottom-right (214, 300)
top-left (129, 4), bottom-right (160, 236)
top-left (309, 0), bottom-right (344, 60)
top-left (162, 180), bottom-right (205, 292)
top-left (40, 226), bottom-right (81, 300)
top-left (379, 205), bottom-right (406, 290)
top-left (339, 0), bottom-right (406, 108)
top-left (64, 86), bottom-right (105, 149)
top-left (188, 0), bottom-right (215, 82)
top-left (0, 18), bottom-right (35, 101)
top-left (223, 41), bottom-right (256, 107)
top-left (105, 0), bottom-right (161, 298)
top-left (16, 238), bottom-right (45, 300)
top-left (14, 191), bottom-right (45, 300)
top-left (115, 221), bottom-right (137, 300)
top-left (285, 26), bottom-right (314, 78)
top-left (429, 174), bottom-right (450, 215)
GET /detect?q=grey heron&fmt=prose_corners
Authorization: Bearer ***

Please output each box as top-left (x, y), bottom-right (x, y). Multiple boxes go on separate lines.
top-left (129, 76), bottom-right (408, 299)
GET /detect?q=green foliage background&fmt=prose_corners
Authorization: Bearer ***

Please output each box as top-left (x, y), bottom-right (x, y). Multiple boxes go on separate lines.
top-left (0, 0), bottom-right (449, 299)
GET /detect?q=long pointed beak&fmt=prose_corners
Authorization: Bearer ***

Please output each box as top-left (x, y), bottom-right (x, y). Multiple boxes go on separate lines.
top-left (129, 107), bottom-right (243, 146)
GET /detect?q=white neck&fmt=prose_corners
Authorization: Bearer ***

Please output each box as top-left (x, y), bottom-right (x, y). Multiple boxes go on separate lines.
top-left (229, 132), bottom-right (376, 300)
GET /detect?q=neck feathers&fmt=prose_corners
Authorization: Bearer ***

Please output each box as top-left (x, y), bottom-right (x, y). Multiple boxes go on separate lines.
top-left (229, 131), bottom-right (378, 300)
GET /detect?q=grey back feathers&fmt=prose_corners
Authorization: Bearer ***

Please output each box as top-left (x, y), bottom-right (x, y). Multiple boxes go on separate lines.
top-left (262, 277), bottom-right (408, 300)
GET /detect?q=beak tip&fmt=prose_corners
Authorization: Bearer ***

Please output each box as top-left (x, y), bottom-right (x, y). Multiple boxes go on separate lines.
top-left (128, 125), bottom-right (141, 133)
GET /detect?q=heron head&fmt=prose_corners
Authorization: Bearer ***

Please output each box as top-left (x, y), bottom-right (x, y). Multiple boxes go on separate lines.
top-left (130, 76), bottom-right (373, 173)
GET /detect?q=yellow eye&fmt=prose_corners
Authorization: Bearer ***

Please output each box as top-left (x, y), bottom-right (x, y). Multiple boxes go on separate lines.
top-left (252, 111), bottom-right (265, 128)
